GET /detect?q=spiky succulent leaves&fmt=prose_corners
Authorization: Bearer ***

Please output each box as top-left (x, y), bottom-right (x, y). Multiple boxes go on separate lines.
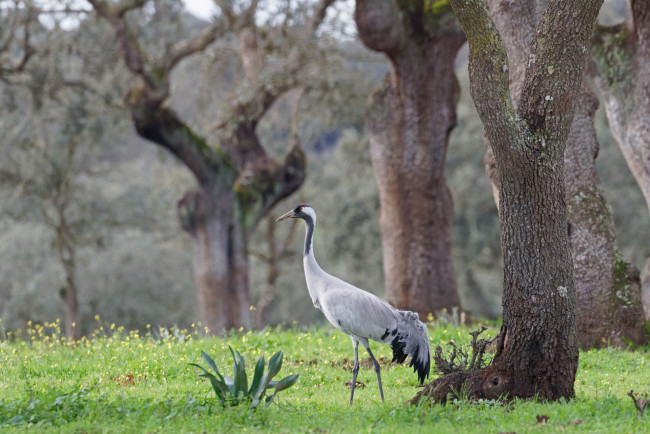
top-left (191, 348), bottom-right (297, 409)
top-left (200, 351), bottom-right (225, 382)
top-left (189, 353), bottom-right (228, 405)
top-left (263, 373), bottom-right (300, 407)
top-left (275, 373), bottom-right (299, 393)
top-left (248, 353), bottom-right (266, 398)
top-left (229, 346), bottom-right (248, 399)
top-left (265, 350), bottom-right (283, 388)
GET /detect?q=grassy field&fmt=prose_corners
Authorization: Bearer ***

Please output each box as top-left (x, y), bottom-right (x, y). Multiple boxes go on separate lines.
top-left (1, 318), bottom-right (649, 433)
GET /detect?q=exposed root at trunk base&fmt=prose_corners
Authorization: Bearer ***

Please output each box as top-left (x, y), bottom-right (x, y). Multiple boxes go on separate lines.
top-left (408, 326), bottom-right (511, 405)
top-left (408, 366), bottom-right (511, 404)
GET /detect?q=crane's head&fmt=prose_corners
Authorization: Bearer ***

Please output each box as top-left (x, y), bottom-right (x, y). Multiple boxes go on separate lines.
top-left (275, 203), bottom-right (315, 223)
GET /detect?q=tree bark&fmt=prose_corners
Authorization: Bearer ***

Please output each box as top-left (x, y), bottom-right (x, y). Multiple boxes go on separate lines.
top-left (354, 0), bottom-right (465, 317)
top-left (424, 0), bottom-right (602, 402)
top-left (177, 186), bottom-right (251, 332)
top-left (591, 0), bottom-right (650, 321)
top-left (565, 84), bottom-right (646, 347)
top-left (484, 0), bottom-right (646, 348)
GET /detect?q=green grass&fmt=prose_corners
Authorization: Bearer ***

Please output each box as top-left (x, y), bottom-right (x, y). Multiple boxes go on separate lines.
top-left (1, 318), bottom-right (649, 432)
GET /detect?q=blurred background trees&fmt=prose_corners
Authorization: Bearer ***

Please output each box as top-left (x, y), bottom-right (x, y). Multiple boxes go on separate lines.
top-left (1, 0), bottom-right (648, 340)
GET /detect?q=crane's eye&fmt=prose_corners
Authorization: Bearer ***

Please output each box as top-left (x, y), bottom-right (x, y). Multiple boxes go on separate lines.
top-left (294, 206), bottom-right (302, 213)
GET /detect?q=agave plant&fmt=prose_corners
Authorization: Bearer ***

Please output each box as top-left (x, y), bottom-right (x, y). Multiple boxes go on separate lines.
top-left (190, 347), bottom-right (299, 409)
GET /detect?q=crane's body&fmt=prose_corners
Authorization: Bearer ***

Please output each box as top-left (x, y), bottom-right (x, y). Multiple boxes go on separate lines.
top-left (277, 204), bottom-right (430, 404)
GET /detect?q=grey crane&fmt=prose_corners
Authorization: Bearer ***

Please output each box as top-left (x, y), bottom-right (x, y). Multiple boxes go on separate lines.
top-left (276, 203), bottom-right (430, 404)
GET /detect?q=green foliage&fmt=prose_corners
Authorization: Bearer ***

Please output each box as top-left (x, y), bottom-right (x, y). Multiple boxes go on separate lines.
top-left (190, 347), bottom-right (299, 409)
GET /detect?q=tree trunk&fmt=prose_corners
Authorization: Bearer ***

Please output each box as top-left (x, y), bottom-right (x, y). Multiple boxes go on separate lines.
top-left (565, 85), bottom-right (646, 347)
top-left (178, 186), bottom-right (251, 333)
top-left (493, 147), bottom-right (578, 399)
top-left (355, 0), bottom-right (465, 317)
top-left (483, 0), bottom-right (646, 348)
top-left (591, 0), bottom-right (650, 321)
top-left (416, 0), bottom-right (602, 402)
top-left (55, 216), bottom-right (80, 341)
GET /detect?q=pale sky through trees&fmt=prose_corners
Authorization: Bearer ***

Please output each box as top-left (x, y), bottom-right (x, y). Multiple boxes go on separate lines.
top-left (183, 0), bottom-right (215, 19)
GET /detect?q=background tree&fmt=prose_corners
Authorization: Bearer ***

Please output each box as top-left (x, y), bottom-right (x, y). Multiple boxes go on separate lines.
top-left (591, 0), bottom-right (650, 318)
top-left (426, 0), bottom-right (603, 401)
top-left (0, 3), bottom-right (127, 340)
top-left (483, 0), bottom-right (646, 347)
top-left (89, 0), bottom-right (336, 333)
top-left (353, 0), bottom-right (465, 317)
top-left (0, 0), bottom-right (36, 80)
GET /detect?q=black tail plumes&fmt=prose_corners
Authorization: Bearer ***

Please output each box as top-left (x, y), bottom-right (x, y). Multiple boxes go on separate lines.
top-left (390, 311), bottom-right (431, 384)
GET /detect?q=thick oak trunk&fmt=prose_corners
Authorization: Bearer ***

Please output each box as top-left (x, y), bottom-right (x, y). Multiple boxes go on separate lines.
top-left (483, 0), bottom-right (645, 348)
top-left (178, 186), bottom-right (251, 332)
top-left (355, 0), bottom-right (464, 317)
top-left (414, 0), bottom-right (603, 402)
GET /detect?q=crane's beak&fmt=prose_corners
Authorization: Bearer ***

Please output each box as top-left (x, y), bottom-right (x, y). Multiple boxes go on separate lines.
top-left (275, 209), bottom-right (296, 222)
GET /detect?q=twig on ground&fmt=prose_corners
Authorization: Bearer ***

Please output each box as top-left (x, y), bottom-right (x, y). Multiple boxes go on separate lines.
top-left (628, 390), bottom-right (649, 422)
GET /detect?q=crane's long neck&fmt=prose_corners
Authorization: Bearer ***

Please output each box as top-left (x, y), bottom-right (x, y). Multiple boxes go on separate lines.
top-left (303, 214), bottom-right (315, 257)
top-left (301, 215), bottom-right (326, 304)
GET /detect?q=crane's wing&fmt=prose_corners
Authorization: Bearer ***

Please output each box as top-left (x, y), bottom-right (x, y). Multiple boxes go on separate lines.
top-left (318, 281), bottom-right (400, 342)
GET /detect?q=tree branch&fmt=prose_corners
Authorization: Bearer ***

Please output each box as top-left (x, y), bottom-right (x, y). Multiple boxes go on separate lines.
top-left (518, 0), bottom-right (603, 133)
top-left (232, 0), bottom-right (336, 123)
top-left (302, 0), bottom-right (336, 40)
top-left (163, 20), bottom-right (227, 73)
top-left (448, 0), bottom-right (516, 137)
top-left (89, 0), bottom-right (235, 187)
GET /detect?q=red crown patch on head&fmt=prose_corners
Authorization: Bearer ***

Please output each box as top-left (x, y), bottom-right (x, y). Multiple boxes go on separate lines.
top-left (299, 203), bottom-right (310, 208)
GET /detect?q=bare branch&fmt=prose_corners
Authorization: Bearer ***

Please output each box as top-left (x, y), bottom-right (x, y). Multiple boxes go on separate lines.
top-left (242, 0), bottom-right (261, 25)
top-left (302, 0), bottom-right (336, 39)
top-left (88, 0), bottom-right (161, 93)
top-left (214, 0), bottom-right (235, 23)
top-left (232, 0), bottom-right (336, 123)
top-left (163, 20), bottom-right (226, 73)
top-left (0, 3), bottom-right (37, 76)
top-left (237, 26), bottom-right (261, 85)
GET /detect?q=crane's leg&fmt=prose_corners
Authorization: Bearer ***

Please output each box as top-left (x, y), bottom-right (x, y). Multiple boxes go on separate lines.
top-left (364, 345), bottom-right (385, 402)
top-left (349, 338), bottom-right (360, 405)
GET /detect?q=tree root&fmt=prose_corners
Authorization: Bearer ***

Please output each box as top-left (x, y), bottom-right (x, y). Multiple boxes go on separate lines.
top-left (410, 326), bottom-right (512, 405)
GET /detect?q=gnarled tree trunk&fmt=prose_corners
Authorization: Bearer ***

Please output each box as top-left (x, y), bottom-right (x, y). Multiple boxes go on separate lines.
top-left (413, 0), bottom-right (602, 403)
top-left (354, 0), bottom-right (465, 317)
top-left (483, 0), bottom-right (645, 348)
